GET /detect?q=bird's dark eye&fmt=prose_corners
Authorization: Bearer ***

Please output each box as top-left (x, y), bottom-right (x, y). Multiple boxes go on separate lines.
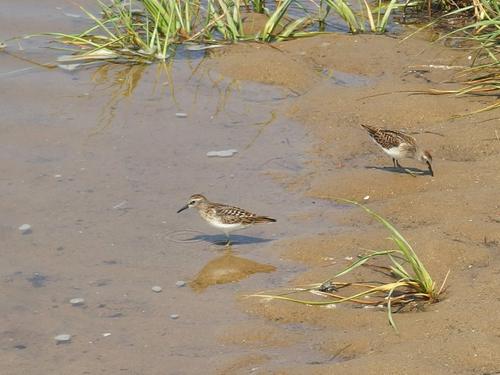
top-left (190, 201), bottom-right (196, 205)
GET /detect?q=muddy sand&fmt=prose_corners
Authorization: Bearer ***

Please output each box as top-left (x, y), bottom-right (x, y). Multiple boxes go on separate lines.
top-left (208, 34), bottom-right (500, 374)
top-left (1, 2), bottom-right (500, 375)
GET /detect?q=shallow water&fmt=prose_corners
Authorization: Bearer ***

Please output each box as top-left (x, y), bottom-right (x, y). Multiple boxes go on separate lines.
top-left (1, 2), bottom-right (341, 373)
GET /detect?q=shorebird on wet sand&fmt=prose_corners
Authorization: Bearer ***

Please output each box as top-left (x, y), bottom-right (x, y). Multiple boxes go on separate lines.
top-left (360, 124), bottom-right (434, 176)
top-left (176, 194), bottom-right (276, 246)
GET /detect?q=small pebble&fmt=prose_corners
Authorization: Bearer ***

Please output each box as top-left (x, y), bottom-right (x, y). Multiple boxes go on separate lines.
top-left (63, 12), bottom-right (82, 18)
top-left (170, 314), bottom-right (179, 320)
top-left (363, 195), bottom-right (370, 200)
top-left (112, 200), bottom-right (128, 210)
top-left (102, 333), bottom-right (111, 337)
top-left (175, 112), bottom-right (188, 118)
top-left (152, 286), bottom-right (162, 293)
top-left (18, 224), bottom-right (32, 234)
top-left (206, 149), bottom-right (238, 158)
top-left (69, 298), bottom-right (85, 306)
top-left (54, 334), bottom-right (71, 344)
top-left (175, 280), bottom-right (186, 288)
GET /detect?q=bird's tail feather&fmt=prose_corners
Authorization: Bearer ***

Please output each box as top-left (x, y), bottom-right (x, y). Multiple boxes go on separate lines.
top-left (254, 216), bottom-right (277, 223)
top-left (360, 123), bottom-right (377, 134)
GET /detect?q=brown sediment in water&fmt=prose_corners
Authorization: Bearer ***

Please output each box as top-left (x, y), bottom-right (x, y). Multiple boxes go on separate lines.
top-left (190, 251), bottom-right (276, 292)
top-left (206, 34), bottom-right (500, 374)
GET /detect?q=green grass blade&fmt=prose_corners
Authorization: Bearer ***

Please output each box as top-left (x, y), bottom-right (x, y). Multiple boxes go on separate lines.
top-left (379, 0), bottom-right (398, 32)
top-left (386, 285), bottom-right (399, 333)
top-left (335, 250), bottom-right (401, 278)
top-left (323, 0), bottom-right (360, 33)
top-left (277, 16), bottom-right (311, 40)
top-left (260, 0), bottom-right (294, 41)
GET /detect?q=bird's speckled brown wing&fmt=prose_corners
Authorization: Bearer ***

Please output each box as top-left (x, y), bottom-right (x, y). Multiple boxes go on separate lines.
top-left (212, 204), bottom-right (275, 225)
top-left (382, 130), bottom-right (417, 148)
top-left (362, 124), bottom-right (416, 149)
top-left (213, 204), bottom-right (257, 224)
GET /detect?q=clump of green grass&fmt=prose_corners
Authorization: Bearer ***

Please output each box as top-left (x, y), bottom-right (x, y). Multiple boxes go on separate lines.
top-left (435, 0), bottom-right (499, 112)
top-left (9, 0), bottom-right (401, 67)
top-left (38, 0), bottom-right (320, 65)
top-left (250, 199), bottom-right (448, 332)
top-left (404, 0), bottom-right (499, 112)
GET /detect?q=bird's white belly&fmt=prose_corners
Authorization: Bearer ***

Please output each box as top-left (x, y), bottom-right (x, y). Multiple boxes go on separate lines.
top-left (207, 220), bottom-right (247, 233)
top-left (382, 146), bottom-right (403, 160)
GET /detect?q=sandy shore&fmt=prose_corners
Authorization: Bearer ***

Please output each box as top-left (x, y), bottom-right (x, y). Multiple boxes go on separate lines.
top-left (1, 2), bottom-right (499, 374)
top-left (207, 34), bottom-right (500, 374)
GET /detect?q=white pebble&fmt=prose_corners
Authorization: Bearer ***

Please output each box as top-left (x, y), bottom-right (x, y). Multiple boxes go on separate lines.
top-left (175, 281), bottom-right (186, 288)
top-left (54, 334), bottom-right (71, 343)
top-left (63, 12), bottom-right (82, 18)
top-left (69, 298), bottom-right (85, 306)
top-left (175, 112), bottom-right (188, 118)
top-left (363, 195), bottom-right (370, 200)
top-left (112, 200), bottom-right (128, 210)
top-left (344, 256), bottom-right (353, 261)
top-left (206, 149), bottom-right (238, 158)
top-left (152, 286), bottom-right (162, 293)
top-left (18, 224), bottom-right (32, 234)
top-left (102, 333), bottom-right (111, 337)
top-left (170, 314), bottom-right (179, 320)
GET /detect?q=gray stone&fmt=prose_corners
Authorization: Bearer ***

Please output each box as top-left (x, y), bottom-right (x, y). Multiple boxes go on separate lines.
top-left (69, 298), bottom-right (85, 306)
top-left (19, 224), bottom-right (32, 234)
top-left (206, 149), bottom-right (238, 158)
top-left (54, 334), bottom-right (71, 343)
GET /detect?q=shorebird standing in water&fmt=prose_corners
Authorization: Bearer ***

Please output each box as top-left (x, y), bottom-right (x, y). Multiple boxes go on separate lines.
top-left (177, 194), bottom-right (276, 246)
top-left (361, 124), bottom-right (434, 176)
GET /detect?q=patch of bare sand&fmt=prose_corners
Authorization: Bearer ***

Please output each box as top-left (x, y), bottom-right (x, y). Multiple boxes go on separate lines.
top-left (218, 321), bottom-right (301, 348)
top-left (208, 32), bottom-right (500, 374)
top-left (207, 43), bottom-right (321, 93)
top-left (217, 353), bottom-right (270, 375)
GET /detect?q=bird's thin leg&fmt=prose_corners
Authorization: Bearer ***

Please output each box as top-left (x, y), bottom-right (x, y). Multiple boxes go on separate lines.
top-left (224, 232), bottom-right (232, 247)
top-left (394, 158), bottom-right (416, 177)
top-left (392, 158), bottom-right (397, 168)
top-left (404, 168), bottom-right (417, 177)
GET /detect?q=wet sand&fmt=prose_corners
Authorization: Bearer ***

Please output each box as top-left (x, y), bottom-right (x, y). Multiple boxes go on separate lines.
top-left (207, 34), bottom-right (500, 374)
top-left (2, 2), bottom-right (500, 375)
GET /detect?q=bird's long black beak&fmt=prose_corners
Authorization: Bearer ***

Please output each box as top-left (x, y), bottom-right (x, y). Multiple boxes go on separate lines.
top-left (177, 204), bottom-right (189, 213)
top-left (426, 161), bottom-right (434, 177)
